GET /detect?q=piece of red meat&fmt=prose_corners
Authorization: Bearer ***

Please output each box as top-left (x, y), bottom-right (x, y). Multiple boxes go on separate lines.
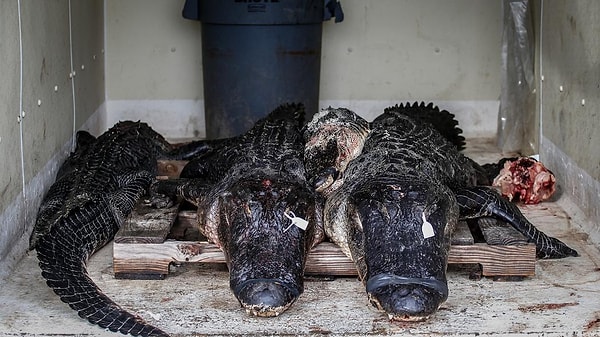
top-left (492, 157), bottom-right (556, 204)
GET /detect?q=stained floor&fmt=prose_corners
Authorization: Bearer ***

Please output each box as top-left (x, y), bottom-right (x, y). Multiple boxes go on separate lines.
top-left (1, 138), bottom-right (599, 337)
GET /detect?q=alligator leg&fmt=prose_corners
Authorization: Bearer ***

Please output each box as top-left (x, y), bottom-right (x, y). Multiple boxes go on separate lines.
top-left (164, 137), bottom-right (237, 161)
top-left (455, 186), bottom-right (578, 259)
top-left (150, 178), bottom-right (212, 207)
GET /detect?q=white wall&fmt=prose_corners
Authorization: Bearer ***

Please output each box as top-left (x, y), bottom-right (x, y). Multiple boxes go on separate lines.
top-left (105, 0), bottom-right (502, 138)
top-left (537, 0), bottom-right (600, 238)
top-left (0, 0), bottom-right (105, 280)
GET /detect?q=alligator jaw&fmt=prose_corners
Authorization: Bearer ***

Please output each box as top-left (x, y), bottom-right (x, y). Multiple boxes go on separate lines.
top-left (303, 107), bottom-right (370, 195)
top-left (237, 279), bottom-right (299, 317)
top-left (366, 274), bottom-right (448, 322)
top-left (387, 312), bottom-right (431, 322)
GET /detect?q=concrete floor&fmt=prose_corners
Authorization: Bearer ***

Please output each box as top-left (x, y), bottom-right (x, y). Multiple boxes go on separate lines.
top-left (1, 139), bottom-right (600, 337)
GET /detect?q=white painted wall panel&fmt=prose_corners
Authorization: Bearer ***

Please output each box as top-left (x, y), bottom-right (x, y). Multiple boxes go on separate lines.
top-left (71, 0), bottom-right (106, 131)
top-left (20, 0), bottom-right (73, 183)
top-left (0, 1), bottom-right (22, 214)
top-left (105, 0), bottom-right (203, 100)
top-left (0, 0), bottom-right (105, 280)
top-left (538, 0), bottom-right (600, 227)
top-left (320, 0), bottom-right (502, 101)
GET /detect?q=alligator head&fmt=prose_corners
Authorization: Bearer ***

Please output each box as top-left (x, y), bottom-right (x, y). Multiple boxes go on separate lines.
top-left (200, 172), bottom-right (322, 317)
top-left (345, 180), bottom-right (458, 321)
top-left (303, 107), bottom-right (370, 196)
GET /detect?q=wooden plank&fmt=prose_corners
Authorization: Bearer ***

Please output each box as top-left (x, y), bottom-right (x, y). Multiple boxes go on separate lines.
top-left (115, 201), bottom-right (179, 244)
top-left (478, 217), bottom-right (529, 246)
top-left (448, 243), bottom-right (536, 276)
top-left (305, 242), bottom-right (356, 276)
top-left (114, 201), bottom-right (536, 279)
top-left (113, 241), bottom-right (223, 278)
top-left (176, 210), bottom-right (197, 227)
top-left (113, 241), bottom-right (360, 277)
top-left (451, 221), bottom-right (474, 245)
top-left (114, 240), bottom-right (536, 278)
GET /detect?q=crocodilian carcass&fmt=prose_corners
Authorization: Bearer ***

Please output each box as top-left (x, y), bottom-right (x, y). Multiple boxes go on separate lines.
top-left (30, 121), bottom-right (220, 337)
top-left (303, 102), bottom-right (578, 321)
top-left (152, 103), bottom-right (324, 317)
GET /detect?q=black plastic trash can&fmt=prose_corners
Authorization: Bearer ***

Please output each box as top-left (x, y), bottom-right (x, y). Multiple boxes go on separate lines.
top-left (183, 0), bottom-right (343, 139)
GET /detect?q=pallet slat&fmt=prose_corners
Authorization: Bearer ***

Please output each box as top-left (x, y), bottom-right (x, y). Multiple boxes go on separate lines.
top-left (478, 217), bottom-right (529, 246)
top-left (451, 221), bottom-right (474, 245)
top-left (115, 201), bottom-right (179, 244)
top-left (113, 200), bottom-right (537, 279)
top-left (114, 239), bottom-right (536, 278)
top-left (448, 244), bottom-right (535, 276)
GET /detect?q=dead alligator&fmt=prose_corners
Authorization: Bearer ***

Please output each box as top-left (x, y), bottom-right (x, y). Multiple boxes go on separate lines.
top-left (30, 121), bottom-right (215, 337)
top-left (303, 102), bottom-right (578, 321)
top-left (152, 103), bottom-right (324, 317)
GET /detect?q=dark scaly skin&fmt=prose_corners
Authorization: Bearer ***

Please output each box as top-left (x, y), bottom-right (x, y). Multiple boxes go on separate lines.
top-left (304, 102), bottom-right (578, 321)
top-left (30, 121), bottom-right (219, 337)
top-left (456, 186), bottom-right (576, 258)
top-left (389, 101), bottom-right (466, 151)
top-left (153, 103), bottom-right (324, 317)
top-left (323, 109), bottom-right (469, 321)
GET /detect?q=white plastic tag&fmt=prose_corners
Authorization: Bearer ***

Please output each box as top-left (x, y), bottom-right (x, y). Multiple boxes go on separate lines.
top-left (421, 212), bottom-right (435, 239)
top-left (283, 211), bottom-right (309, 232)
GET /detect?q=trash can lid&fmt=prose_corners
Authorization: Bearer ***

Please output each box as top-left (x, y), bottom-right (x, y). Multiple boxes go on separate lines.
top-left (183, 0), bottom-right (343, 24)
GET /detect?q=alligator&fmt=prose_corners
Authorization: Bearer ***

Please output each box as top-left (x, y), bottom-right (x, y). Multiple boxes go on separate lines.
top-left (152, 103), bottom-right (324, 317)
top-left (30, 121), bottom-right (217, 337)
top-left (303, 102), bottom-right (578, 321)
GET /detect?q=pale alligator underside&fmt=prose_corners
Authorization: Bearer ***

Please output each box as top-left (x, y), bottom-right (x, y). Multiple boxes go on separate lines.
top-left (30, 121), bottom-right (214, 337)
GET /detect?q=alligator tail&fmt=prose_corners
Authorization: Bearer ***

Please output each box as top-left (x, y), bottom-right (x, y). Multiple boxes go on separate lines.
top-left (37, 254), bottom-right (169, 337)
top-left (35, 205), bottom-right (169, 336)
top-left (33, 172), bottom-right (170, 336)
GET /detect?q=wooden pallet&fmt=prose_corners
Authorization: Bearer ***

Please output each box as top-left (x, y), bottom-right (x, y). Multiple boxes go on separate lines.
top-left (113, 200), bottom-right (537, 280)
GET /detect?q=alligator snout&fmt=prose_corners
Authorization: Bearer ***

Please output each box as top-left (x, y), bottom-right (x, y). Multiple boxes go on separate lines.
top-left (309, 166), bottom-right (339, 192)
top-left (234, 279), bottom-right (301, 317)
top-left (366, 274), bottom-right (448, 321)
top-left (217, 178), bottom-right (319, 318)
